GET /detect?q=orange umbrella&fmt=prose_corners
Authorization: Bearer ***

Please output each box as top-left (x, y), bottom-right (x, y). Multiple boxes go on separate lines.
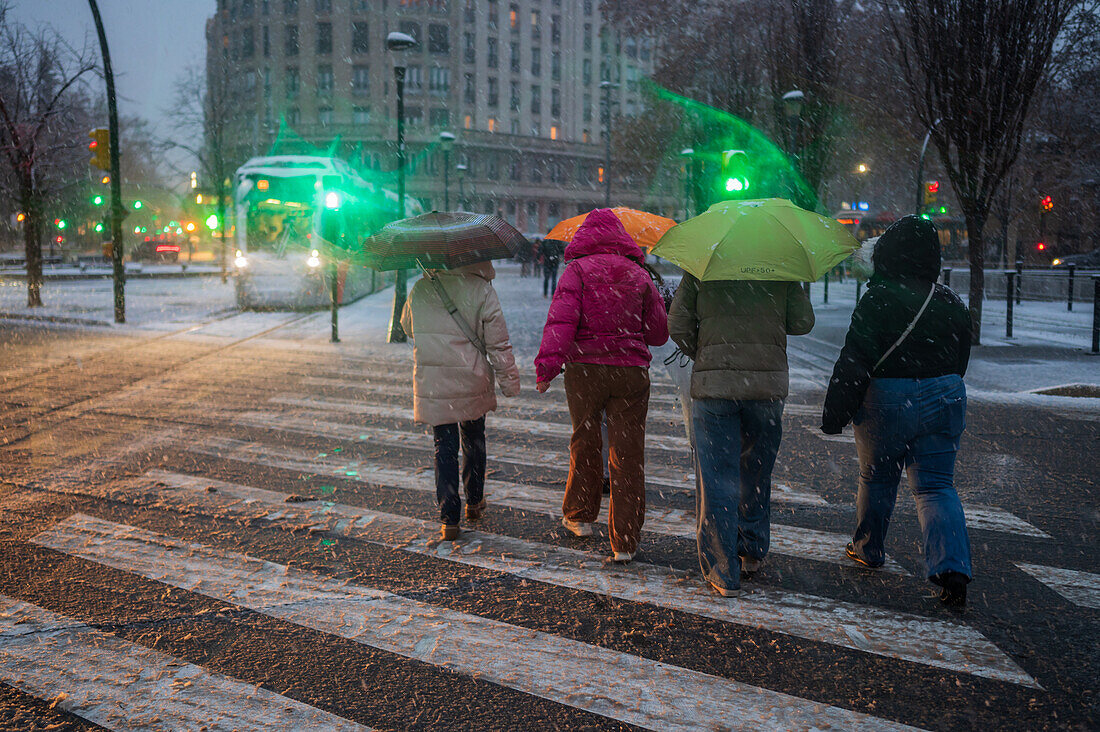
top-left (545, 207), bottom-right (677, 251)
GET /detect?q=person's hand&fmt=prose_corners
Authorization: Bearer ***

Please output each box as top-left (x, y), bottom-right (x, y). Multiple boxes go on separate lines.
top-left (536, 381), bottom-right (551, 393)
top-left (820, 423), bottom-right (843, 435)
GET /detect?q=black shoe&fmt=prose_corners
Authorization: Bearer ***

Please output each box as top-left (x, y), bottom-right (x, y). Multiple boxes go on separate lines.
top-left (845, 542), bottom-right (884, 569)
top-left (934, 571), bottom-right (968, 608)
top-left (602, 476), bottom-right (611, 495)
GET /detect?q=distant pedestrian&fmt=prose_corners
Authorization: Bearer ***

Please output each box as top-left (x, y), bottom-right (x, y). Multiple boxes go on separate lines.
top-left (539, 239), bottom-right (561, 298)
top-left (401, 261), bottom-right (521, 541)
top-left (535, 209), bottom-right (668, 563)
top-left (822, 215), bottom-right (973, 607)
top-left (668, 272), bottom-right (814, 598)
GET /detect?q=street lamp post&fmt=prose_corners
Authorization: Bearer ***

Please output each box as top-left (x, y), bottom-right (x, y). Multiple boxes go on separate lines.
top-left (781, 89), bottom-right (805, 159)
top-left (455, 163), bottom-right (468, 209)
top-left (600, 81), bottom-right (618, 207)
top-left (439, 131), bottom-right (455, 210)
top-left (386, 31), bottom-right (418, 344)
top-left (915, 118), bottom-right (942, 216)
top-left (679, 148), bottom-right (694, 220)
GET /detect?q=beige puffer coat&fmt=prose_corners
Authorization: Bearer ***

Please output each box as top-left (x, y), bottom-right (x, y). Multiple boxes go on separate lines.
top-left (400, 262), bottom-right (521, 426)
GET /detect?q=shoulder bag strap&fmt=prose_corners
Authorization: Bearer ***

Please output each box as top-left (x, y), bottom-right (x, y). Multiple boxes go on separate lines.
top-left (424, 270), bottom-right (488, 357)
top-left (873, 284), bottom-right (936, 372)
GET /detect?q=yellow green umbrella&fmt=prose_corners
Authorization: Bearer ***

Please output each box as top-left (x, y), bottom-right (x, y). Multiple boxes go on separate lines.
top-left (651, 198), bottom-right (859, 281)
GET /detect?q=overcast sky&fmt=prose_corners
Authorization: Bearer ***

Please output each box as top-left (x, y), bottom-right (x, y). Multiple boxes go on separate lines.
top-left (11, 0), bottom-right (216, 135)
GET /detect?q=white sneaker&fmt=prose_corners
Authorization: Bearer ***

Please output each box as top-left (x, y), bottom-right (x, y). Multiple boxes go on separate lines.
top-left (611, 551), bottom-right (635, 563)
top-left (561, 516), bottom-right (595, 537)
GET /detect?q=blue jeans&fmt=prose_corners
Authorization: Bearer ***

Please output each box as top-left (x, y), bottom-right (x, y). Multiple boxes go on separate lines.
top-left (432, 417), bottom-right (486, 526)
top-left (851, 375), bottom-right (972, 580)
top-left (692, 398), bottom-right (784, 592)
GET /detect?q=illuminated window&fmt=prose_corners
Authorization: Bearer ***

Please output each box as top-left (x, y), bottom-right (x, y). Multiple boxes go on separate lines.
top-left (488, 118), bottom-right (496, 133)
top-left (509, 4), bottom-right (517, 28)
top-left (464, 114), bottom-right (472, 129)
top-left (597, 166), bottom-right (604, 183)
top-left (550, 125), bottom-right (557, 140)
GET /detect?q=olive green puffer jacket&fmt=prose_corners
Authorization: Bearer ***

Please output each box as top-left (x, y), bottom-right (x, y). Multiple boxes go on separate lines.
top-left (668, 275), bottom-right (815, 401)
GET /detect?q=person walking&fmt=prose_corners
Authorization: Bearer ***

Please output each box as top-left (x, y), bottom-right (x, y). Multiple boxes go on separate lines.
top-left (668, 272), bottom-right (814, 597)
top-left (401, 261), bottom-right (521, 541)
top-left (539, 239), bottom-right (562, 298)
top-left (821, 216), bottom-right (972, 607)
top-left (535, 209), bottom-right (668, 563)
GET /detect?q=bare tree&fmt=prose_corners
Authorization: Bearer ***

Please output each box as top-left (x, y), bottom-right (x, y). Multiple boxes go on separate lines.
top-left (0, 5), bottom-right (95, 306)
top-left (891, 0), bottom-right (1075, 342)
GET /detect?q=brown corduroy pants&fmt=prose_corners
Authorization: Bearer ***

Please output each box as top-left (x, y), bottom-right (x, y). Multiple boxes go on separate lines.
top-left (562, 363), bottom-right (650, 554)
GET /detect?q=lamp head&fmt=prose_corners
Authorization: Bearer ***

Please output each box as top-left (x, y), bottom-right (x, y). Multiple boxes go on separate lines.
top-left (439, 131), bottom-right (455, 150)
top-left (782, 89), bottom-right (805, 119)
top-left (386, 31), bottom-right (418, 52)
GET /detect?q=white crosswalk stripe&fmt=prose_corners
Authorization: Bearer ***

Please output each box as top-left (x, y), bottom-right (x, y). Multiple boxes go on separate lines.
top-left (32, 513), bottom-right (921, 731)
top-left (98, 469), bottom-right (1037, 687)
top-left (1015, 563), bottom-right (1100, 609)
top-left (0, 594), bottom-right (365, 731)
top-left (229, 409), bottom-right (828, 505)
top-left (188, 436), bottom-right (867, 570)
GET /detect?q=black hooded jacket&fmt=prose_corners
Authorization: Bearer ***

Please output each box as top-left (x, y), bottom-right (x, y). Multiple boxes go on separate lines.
top-left (821, 216), bottom-right (972, 434)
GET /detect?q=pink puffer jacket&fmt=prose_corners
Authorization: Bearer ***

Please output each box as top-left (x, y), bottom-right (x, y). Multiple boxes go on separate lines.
top-left (535, 209), bottom-right (669, 383)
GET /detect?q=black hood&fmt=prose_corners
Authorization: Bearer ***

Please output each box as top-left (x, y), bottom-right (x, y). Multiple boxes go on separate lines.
top-left (872, 215), bottom-right (942, 282)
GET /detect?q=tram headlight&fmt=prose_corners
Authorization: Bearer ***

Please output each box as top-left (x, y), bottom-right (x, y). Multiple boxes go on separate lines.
top-left (306, 249), bottom-right (322, 268)
top-left (234, 249), bottom-right (248, 269)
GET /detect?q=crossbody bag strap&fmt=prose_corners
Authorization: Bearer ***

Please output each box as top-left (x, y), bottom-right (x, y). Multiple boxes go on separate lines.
top-left (873, 284), bottom-right (936, 372)
top-left (424, 269), bottom-right (488, 357)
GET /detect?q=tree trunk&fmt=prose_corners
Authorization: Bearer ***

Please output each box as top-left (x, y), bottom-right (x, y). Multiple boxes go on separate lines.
top-left (217, 191), bottom-right (228, 284)
top-left (964, 208), bottom-right (985, 345)
top-left (23, 204), bottom-right (43, 308)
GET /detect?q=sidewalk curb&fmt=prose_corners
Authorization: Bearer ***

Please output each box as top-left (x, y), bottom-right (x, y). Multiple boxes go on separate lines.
top-left (0, 312), bottom-right (112, 327)
top-left (0, 269), bottom-right (223, 282)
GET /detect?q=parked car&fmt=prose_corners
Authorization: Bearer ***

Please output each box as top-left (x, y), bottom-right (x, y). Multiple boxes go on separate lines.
top-left (1051, 248), bottom-right (1100, 268)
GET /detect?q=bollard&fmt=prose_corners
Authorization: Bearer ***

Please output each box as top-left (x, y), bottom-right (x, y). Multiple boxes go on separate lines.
top-left (942, 267), bottom-right (952, 289)
top-left (1092, 276), bottom-right (1099, 354)
top-left (1015, 259), bottom-right (1023, 304)
top-left (1005, 271), bottom-right (1015, 339)
top-left (1068, 264), bottom-right (1075, 312)
top-left (823, 269), bottom-right (829, 304)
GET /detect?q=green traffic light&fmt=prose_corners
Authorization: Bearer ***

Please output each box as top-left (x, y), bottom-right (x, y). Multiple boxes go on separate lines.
top-left (133, 200), bottom-right (143, 210)
top-left (56, 219), bottom-right (67, 230)
top-left (92, 195), bottom-right (104, 206)
top-left (94, 222), bottom-right (104, 232)
top-left (920, 214), bottom-right (932, 220)
top-left (724, 177), bottom-right (748, 193)
top-left (324, 191), bottom-right (342, 209)
top-left (939, 206), bottom-right (947, 214)
top-left (205, 214), bottom-right (219, 230)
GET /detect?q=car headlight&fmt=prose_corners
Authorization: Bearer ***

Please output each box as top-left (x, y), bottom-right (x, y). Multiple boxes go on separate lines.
top-left (234, 249), bottom-right (248, 268)
top-left (1052, 258), bottom-right (1062, 266)
top-left (307, 249), bottom-right (322, 268)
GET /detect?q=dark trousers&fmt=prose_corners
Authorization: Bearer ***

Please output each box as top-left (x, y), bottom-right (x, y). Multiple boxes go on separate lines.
top-left (543, 263), bottom-right (559, 297)
top-left (563, 364), bottom-right (650, 553)
top-left (432, 417), bottom-right (486, 525)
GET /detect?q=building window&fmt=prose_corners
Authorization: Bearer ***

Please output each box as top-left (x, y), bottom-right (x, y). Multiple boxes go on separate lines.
top-left (582, 58), bottom-right (592, 85)
top-left (464, 32), bottom-right (476, 63)
top-left (531, 47), bottom-right (541, 76)
top-left (428, 66), bottom-right (450, 94)
top-left (550, 125), bottom-right (557, 140)
top-left (488, 77), bottom-right (499, 107)
top-left (530, 84), bottom-right (541, 115)
top-left (318, 106), bottom-right (333, 125)
top-left (510, 118), bottom-right (520, 135)
top-left (464, 114), bottom-right (472, 129)
top-left (406, 65), bottom-right (422, 93)
top-left (262, 25), bottom-right (270, 57)
top-left (625, 38), bottom-right (637, 59)
top-left (241, 27), bottom-right (255, 58)
top-left (487, 155), bottom-right (499, 179)
top-left (530, 10), bottom-right (540, 38)
top-left (317, 64), bottom-right (333, 95)
top-left (510, 158), bottom-right (522, 180)
top-left (352, 22), bottom-right (369, 53)
top-left (551, 51), bottom-right (560, 81)
top-left (315, 0), bottom-right (330, 11)
top-left (284, 0), bottom-right (298, 15)
top-left (353, 106), bottom-right (370, 125)
top-left (430, 108), bottom-right (450, 128)
top-left (583, 0), bottom-right (592, 14)
top-left (285, 25), bottom-right (299, 56)
top-left (316, 23), bottom-right (332, 54)
top-left (287, 106), bottom-right (300, 125)
top-left (285, 66), bottom-right (299, 98)
top-left (399, 21), bottom-right (421, 46)
top-left (584, 23), bottom-right (592, 52)
top-left (488, 117), bottom-right (496, 133)
top-left (551, 15), bottom-right (561, 44)
top-left (428, 24), bottom-right (450, 54)
top-left (509, 3), bottom-right (518, 29)
top-left (352, 65), bottom-right (369, 95)
top-left (510, 81), bottom-right (520, 111)
top-left (509, 42), bottom-right (519, 72)
top-left (262, 0), bottom-right (270, 15)
top-left (487, 37), bottom-right (498, 68)
top-left (551, 87), bottom-right (560, 117)
top-left (583, 94), bottom-right (592, 121)
top-left (464, 0), bottom-right (475, 23)
top-left (488, 0), bottom-right (498, 30)
top-left (464, 73), bottom-right (475, 104)
top-left (527, 201), bottom-right (539, 226)
top-left (406, 106), bottom-right (423, 127)
top-left (582, 129), bottom-right (590, 143)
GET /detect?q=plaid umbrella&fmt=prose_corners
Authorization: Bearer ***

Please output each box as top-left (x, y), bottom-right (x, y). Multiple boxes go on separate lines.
top-left (362, 211), bottom-right (528, 271)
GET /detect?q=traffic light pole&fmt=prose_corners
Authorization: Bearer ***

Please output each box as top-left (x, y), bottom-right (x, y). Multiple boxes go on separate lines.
top-left (88, 0), bottom-right (125, 323)
top-left (388, 66), bottom-right (408, 343)
top-left (914, 119), bottom-right (941, 216)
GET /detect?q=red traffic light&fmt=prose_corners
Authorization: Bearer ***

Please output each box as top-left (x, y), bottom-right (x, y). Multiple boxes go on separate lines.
top-left (926, 181), bottom-right (940, 193)
top-left (1036, 242), bottom-right (1046, 251)
top-left (1040, 195), bottom-right (1053, 211)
